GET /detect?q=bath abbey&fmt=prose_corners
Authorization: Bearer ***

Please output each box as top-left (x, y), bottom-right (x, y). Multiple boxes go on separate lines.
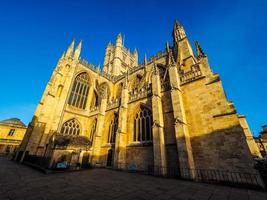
top-left (16, 20), bottom-right (262, 179)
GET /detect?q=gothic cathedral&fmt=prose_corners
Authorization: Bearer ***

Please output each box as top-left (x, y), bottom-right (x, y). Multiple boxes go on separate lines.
top-left (17, 20), bottom-right (261, 177)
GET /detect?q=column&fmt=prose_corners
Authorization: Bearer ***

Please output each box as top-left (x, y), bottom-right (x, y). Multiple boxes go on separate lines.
top-left (151, 64), bottom-right (167, 175)
top-left (168, 62), bottom-right (195, 178)
top-left (91, 89), bottom-right (108, 166)
top-left (114, 80), bottom-right (129, 169)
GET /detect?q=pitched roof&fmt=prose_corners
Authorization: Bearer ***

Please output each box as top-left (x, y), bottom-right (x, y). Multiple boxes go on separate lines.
top-left (0, 118), bottom-right (26, 128)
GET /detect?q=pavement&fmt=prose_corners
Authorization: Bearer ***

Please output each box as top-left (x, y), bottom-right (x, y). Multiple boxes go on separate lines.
top-left (0, 157), bottom-right (266, 200)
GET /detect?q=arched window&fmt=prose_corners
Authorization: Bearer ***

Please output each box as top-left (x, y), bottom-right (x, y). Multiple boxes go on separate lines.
top-left (68, 72), bottom-right (90, 109)
top-left (132, 74), bottom-right (143, 90)
top-left (158, 65), bottom-right (170, 91)
top-left (108, 113), bottom-right (118, 144)
top-left (89, 119), bottom-right (97, 145)
top-left (90, 91), bottom-right (99, 109)
top-left (134, 106), bottom-right (152, 142)
top-left (60, 119), bottom-right (80, 136)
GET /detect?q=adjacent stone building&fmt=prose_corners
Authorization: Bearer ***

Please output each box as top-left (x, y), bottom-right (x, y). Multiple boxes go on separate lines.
top-left (0, 118), bottom-right (27, 155)
top-left (17, 20), bottom-right (261, 180)
top-left (255, 125), bottom-right (267, 158)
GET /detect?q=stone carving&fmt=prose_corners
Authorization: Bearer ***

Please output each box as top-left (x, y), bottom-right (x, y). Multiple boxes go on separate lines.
top-left (174, 117), bottom-right (186, 125)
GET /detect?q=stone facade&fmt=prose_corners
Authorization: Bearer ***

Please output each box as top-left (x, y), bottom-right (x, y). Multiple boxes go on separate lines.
top-left (18, 20), bottom-right (260, 177)
top-left (0, 118), bottom-right (27, 155)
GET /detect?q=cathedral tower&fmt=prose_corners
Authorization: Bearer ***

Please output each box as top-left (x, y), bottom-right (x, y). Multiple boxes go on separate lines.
top-left (103, 33), bottom-right (138, 76)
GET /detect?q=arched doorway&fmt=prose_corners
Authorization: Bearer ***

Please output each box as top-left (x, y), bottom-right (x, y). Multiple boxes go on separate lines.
top-left (106, 149), bottom-right (113, 167)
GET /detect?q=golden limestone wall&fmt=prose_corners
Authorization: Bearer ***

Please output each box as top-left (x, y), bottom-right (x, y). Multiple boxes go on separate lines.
top-left (18, 20), bottom-right (260, 182)
top-left (182, 77), bottom-right (254, 172)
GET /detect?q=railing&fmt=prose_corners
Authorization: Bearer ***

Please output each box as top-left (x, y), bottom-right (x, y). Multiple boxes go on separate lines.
top-left (79, 59), bottom-right (97, 72)
top-left (148, 50), bottom-right (167, 63)
top-left (129, 84), bottom-right (152, 102)
top-left (106, 98), bottom-right (121, 110)
top-left (180, 66), bottom-right (203, 84)
top-left (107, 163), bottom-right (265, 190)
top-left (90, 106), bottom-right (99, 112)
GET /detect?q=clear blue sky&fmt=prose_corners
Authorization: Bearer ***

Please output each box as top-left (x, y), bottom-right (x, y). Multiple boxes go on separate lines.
top-left (0, 0), bottom-right (266, 136)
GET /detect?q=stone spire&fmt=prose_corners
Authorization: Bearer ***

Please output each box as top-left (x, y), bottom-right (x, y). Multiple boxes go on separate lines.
top-left (166, 41), bottom-right (175, 65)
top-left (65, 39), bottom-right (75, 57)
top-left (60, 51), bottom-right (65, 60)
top-left (97, 64), bottom-right (101, 74)
top-left (166, 41), bottom-right (170, 53)
top-left (74, 40), bottom-right (82, 60)
top-left (195, 41), bottom-right (206, 58)
top-left (124, 70), bottom-right (129, 89)
top-left (133, 48), bottom-right (138, 66)
top-left (116, 33), bottom-right (123, 47)
top-left (133, 48), bottom-right (138, 55)
top-left (172, 20), bottom-right (186, 43)
top-left (113, 33), bottom-right (123, 75)
top-left (153, 61), bottom-right (159, 75)
top-left (144, 54), bottom-right (147, 66)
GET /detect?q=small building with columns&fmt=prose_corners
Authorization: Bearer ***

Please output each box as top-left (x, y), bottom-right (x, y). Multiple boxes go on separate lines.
top-left (17, 21), bottom-right (260, 178)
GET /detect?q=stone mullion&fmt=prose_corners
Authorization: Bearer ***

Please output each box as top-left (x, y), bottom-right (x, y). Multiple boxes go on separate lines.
top-left (82, 85), bottom-right (89, 109)
top-left (70, 81), bottom-right (78, 106)
top-left (86, 86), bottom-right (95, 111)
top-left (75, 81), bottom-right (82, 107)
top-left (76, 82), bottom-right (84, 108)
top-left (76, 82), bottom-right (83, 108)
top-left (79, 82), bottom-right (86, 108)
top-left (78, 83), bottom-right (86, 108)
top-left (71, 81), bottom-right (80, 106)
top-left (81, 83), bottom-right (88, 109)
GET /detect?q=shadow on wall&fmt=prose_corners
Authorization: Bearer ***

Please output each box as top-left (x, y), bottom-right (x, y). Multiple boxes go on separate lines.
top-left (190, 124), bottom-right (255, 173)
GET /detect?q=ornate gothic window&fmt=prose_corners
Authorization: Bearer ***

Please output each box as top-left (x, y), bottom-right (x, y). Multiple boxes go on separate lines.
top-left (108, 113), bottom-right (118, 144)
top-left (68, 72), bottom-right (90, 109)
top-left (133, 106), bottom-right (152, 142)
top-left (60, 119), bottom-right (80, 136)
top-left (89, 119), bottom-right (97, 145)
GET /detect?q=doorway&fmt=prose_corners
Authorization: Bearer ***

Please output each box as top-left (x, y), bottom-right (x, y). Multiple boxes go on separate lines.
top-left (106, 149), bottom-right (113, 167)
top-left (81, 152), bottom-right (90, 168)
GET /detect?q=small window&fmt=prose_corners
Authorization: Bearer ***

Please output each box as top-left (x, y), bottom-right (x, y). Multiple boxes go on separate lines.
top-left (8, 129), bottom-right (15, 136)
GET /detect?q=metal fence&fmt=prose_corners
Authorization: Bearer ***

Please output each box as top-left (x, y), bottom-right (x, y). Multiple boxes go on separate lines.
top-left (109, 163), bottom-right (265, 190)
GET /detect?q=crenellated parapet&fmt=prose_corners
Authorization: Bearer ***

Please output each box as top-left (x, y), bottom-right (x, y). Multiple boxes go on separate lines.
top-left (179, 64), bottom-right (203, 85)
top-left (128, 83), bottom-right (152, 103)
top-left (79, 59), bottom-right (98, 73)
top-left (106, 97), bottom-right (121, 110)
